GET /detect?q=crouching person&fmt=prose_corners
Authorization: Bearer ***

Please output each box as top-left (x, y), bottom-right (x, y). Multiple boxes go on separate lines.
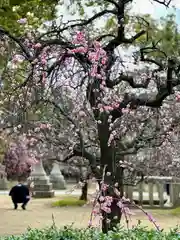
top-left (9, 178), bottom-right (30, 210)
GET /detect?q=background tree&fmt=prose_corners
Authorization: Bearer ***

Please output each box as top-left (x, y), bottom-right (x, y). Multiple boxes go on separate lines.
top-left (0, 0), bottom-right (58, 34)
top-left (3, 135), bottom-right (37, 180)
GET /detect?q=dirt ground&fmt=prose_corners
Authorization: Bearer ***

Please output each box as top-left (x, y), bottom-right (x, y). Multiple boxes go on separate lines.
top-left (0, 195), bottom-right (180, 237)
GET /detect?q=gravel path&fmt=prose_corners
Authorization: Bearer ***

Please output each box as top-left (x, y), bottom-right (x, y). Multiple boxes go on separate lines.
top-left (0, 195), bottom-right (179, 237)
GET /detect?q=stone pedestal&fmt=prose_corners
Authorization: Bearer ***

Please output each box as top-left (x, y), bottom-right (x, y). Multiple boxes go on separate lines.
top-left (50, 162), bottom-right (66, 190)
top-left (0, 177), bottom-right (8, 190)
top-left (30, 160), bottom-right (54, 198)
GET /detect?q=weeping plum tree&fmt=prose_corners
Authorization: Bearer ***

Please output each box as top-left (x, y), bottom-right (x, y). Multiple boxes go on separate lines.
top-left (3, 135), bottom-right (37, 180)
top-left (0, 0), bottom-right (180, 233)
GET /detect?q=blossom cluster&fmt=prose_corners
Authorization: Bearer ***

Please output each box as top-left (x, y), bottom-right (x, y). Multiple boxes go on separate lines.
top-left (3, 135), bottom-right (38, 179)
top-left (87, 182), bottom-right (161, 231)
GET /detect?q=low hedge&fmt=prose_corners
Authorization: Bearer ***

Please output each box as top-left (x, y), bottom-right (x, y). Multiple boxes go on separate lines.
top-left (1, 226), bottom-right (180, 240)
top-left (52, 197), bottom-right (86, 207)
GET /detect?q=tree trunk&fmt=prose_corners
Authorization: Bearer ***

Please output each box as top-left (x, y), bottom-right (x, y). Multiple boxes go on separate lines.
top-left (98, 117), bottom-right (123, 233)
top-left (102, 193), bottom-right (122, 233)
top-left (79, 173), bottom-right (91, 201)
top-left (100, 178), bottom-right (123, 233)
top-left (79, 181), bottom-right (88, 201)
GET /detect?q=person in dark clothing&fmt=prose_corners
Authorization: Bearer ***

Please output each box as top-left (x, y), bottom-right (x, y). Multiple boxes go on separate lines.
top-left (9, 182), bottom-right (30, 210)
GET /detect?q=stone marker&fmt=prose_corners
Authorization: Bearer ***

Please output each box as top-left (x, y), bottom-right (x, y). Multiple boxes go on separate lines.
top-left (29, 159), bottom-right (54, 198)
top-left (50, 161), bottom-right (66, 190)
top-left (0, 177), bottom-right (8, 190)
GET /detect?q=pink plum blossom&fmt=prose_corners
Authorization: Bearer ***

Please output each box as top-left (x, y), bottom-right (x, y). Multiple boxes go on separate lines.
top-left (17, 18), bottom-right (27, 24)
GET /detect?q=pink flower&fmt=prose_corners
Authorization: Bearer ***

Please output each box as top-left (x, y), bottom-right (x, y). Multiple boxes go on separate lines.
top-left (74, 31), bottom-right (86, 43)
top-left (97, 103), bottom-right (103, 108)
top-left (96, 74), bottom-right (102, 79)
top-left (105, 196), bottom-right (113, 201)
top-left (176, 94), bottom-right (180, 101)
top-left (101, 57), bottom-right (107, 65)
top-left (79, 110), bottom-right (86, 117)
top-left (99, 196), bottom-right (105, 202)
top-left (104, 105), bottom-right (113, 111)
top-left (93, 41), bottom-right (101, 49)
top-left (39, 123), bottom-right (51, 129)
top-left (88, 52), bottom-right (97, 62)
top-left (117, 201), bottom-right (123, 208)
top-left (70, 46), bottom-right (87, 53)
top-left (122, 207), bottom-right (134, 215)
top-left (99, 48), bottom-right (107, 57)
top-left (34, 43), bottom-right (42, 48)
top-left (41, 58), bottom-right (47, 65)
top-left (90, 64), bottom-right (98, 77)
top-left (147, 213), bottom-right (156, 223)
top-left (122, 108), bottom-right (129, 113)
top-left (88, 220), bottom-right (92, 227)
top-left (92, 209), bottom-right (99, 214)
top-left (101, 183), bottom-right (108, 191)
top-left (112, 102), bottom-right (119, 108)
top-left (94, 51), bottom-right (100, 61)
top-left (101, 204), bottom-right (111, 213)
top-left (17, 18), bottom-right (27, 24)
top-left (12, 54), bottom-right (24, 64)
top-left (42, 72), bottom-right (46, 84)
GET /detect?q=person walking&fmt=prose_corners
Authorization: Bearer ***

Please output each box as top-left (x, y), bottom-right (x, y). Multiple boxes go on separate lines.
top-left (9, 178), bottom-right (30, 210)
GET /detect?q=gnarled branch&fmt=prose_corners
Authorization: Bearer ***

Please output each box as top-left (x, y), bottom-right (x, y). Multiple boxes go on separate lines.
top-left (106, 73), bottom-right (150, 88)
top-left (0, 27), bottom-right (32, 61)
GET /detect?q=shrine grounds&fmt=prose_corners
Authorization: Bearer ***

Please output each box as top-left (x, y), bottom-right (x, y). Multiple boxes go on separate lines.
top-left (0, 195), bottom-right (180, 237)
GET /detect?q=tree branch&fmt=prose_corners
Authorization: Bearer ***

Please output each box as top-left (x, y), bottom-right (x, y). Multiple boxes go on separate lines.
top-left (105, 0), bottom-right (121, 10)
top-left (140, 47), bottom-right (164, 69)
top-left (123, 30), bottom-right (146, 44)
top-left (39, 10), bottom-right (117, 39)
top-left (106, 73), bottom-right (150, 88)
top-left (105, 29), bottom-right (146, 52)
top-left (62, 152), bottom-right (76, 162)
top-left (0, 27), bottom-right (32, 61)
top-left (36, 99), bottom-right (85, 151)
top-left (62, 143), bottom-right (99, 176)
top-left (110, 52), bottom-right (177, 122)
top-left (153, 0), bottom-right (172, 7)
top-left (117, 118), bottom-right (178, 157)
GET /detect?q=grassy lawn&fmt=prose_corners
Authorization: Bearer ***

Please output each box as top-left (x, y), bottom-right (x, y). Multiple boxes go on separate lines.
top-left (0, 195), bottom-right (180, 237)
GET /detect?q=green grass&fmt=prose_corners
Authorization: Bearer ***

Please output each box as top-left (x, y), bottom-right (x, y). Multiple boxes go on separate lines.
top-left (170, 207), bottom-right (180, 216)
top-left (52, 196), bottom-right (86, 207)
top-left (147, 207), bottom-right (180, 216)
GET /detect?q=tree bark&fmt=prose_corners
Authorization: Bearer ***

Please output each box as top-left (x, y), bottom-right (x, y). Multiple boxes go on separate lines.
top-left (98, 117), bottom-right (123, 233)
top-left (101, 185), bottom-right (123, 233)
top-left (79, 181), bottom-right (88, 201)
top-left (79, 173), bottom-right (91, 201)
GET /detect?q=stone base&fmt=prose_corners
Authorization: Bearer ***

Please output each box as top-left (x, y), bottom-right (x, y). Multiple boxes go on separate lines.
top-left (31, 177), bottom-right (55, 198)
top-left (34, 184), bottom-right (53, 191)
top-left (66, 178), bottom-right (78, 184)
top-left (51, 181), bottom-right (66, 190)
top-left (0, 178), bottom-right (8, 190)
top-left (32, 190), bottom-right (54, 198)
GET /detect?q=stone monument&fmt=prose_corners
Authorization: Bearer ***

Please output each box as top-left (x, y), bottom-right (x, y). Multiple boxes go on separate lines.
top-left (29, 159), bottom-right (54, 198)
top-left (49, 161), bottom-right (66, 190)
top-left (0, 176), bottom-right (8, 190)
